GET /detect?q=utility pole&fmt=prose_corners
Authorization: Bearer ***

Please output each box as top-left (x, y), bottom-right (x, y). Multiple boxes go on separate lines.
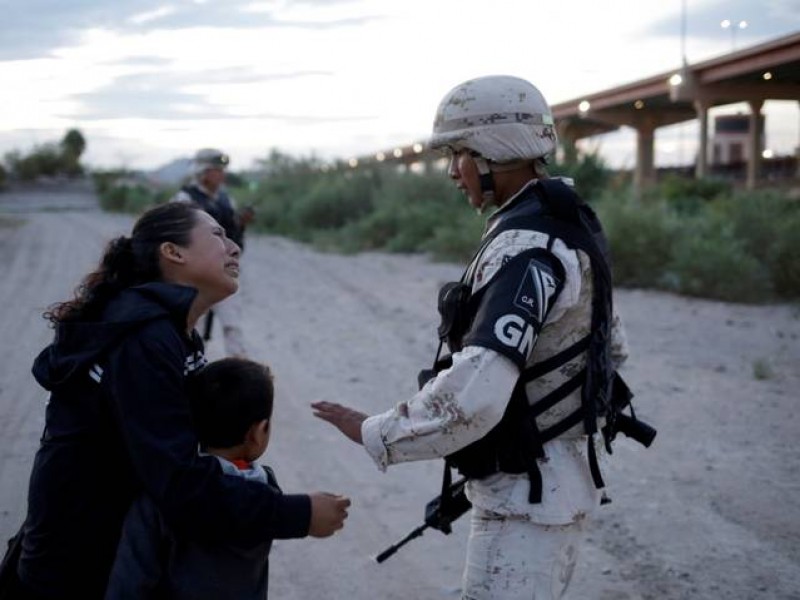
top-left (681, 0), bottom-right (687, 64)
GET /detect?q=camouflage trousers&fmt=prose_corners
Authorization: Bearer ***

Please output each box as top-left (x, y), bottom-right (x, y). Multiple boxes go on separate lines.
top-left (462, 507), bottom-right (587, 600)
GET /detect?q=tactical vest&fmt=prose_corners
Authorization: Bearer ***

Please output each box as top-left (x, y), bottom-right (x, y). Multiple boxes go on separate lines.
top-left (427, 179), bottom-right (654, 504)
top-left (182, 185), bottom-right (244, 249)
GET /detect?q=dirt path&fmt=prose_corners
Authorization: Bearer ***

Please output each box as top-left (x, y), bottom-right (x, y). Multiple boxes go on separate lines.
top-left (1, 182), bottom-right (798, 599)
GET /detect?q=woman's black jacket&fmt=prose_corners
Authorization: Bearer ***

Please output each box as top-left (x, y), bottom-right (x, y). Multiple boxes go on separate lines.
top-left (18, 282), bottom-right (310, 598)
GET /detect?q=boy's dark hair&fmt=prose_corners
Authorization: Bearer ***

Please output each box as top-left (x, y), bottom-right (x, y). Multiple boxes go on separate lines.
top-left (189, 358), bottom-right (274, 449)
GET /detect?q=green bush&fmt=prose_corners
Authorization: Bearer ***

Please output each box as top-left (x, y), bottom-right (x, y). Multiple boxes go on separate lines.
top-left (596, 185), bottom-right (799, 302)
top-left (713, 190), bottom-right (793, 264)
top-left (550, 151), bottom-right (610, 202)
top-left (770, 213), bottom-right (800, 298)
top-left (422, 211), bottom-right (486, 262)
top-left (706, 190), bottom-right (800, 298)
top-left (3, 129), bottom-right (87, 181)
top-left (649, 174), bottom-right (731, 215)
top-left (288, 173), bottom-right (374, 231)
top-left (8, 144), bottom-right (63, 180)
top-left (663, 216), bottom-right (771, 302)
top-left (98, 182), bottom-right (163, 214)
top-left (241, 161), bottom-right (479, 259)
top-left (595, 193), bottom-right (679, 288)
top-left (89, 146), bottom-right (800, 305)
top-left (339, 171), bottom-right (466, 253)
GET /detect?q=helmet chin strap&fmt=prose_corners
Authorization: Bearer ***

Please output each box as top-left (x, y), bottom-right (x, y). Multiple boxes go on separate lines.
top-left (474, 157), bottom-right (538, 213)
top-left (473, 156), bottom-right (495, 213)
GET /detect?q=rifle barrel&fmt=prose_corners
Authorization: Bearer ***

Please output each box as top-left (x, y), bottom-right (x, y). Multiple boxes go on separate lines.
top-left (374, 524), bottom-right (428, 563)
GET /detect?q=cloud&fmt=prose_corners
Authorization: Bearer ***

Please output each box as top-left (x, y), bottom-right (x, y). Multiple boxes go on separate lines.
top-left (62, 70), bottom-right (372, 124)
top-left (0, 0), bottom-right (166, 60)
top-left (0, 0), bottom-right (379, 60)
top-left (66, 79), bottom-right (220, 121)
top-left (103, 55), bottom-right (174, 67)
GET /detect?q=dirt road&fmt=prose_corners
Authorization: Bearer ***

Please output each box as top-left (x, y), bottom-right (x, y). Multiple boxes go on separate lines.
top-left (1, 182), bottom-right (798, 599)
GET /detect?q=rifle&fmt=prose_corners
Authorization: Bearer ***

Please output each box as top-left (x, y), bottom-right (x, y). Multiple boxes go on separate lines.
top-left (375, 477), bottom-right (472, 563)
top-left (202, 309), bottom-right (214, 342)
top-left (602, 373), bottom-right (657, 450)
top-left (613, 412), bottom-right (657, 448)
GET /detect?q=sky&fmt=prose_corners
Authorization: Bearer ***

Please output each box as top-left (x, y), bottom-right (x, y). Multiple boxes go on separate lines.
top-left (0, 0), bottom-right (798, 172)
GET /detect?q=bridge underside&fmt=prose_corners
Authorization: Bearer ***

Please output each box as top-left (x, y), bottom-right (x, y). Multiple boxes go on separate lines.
top-left (552, 32), bottom-right (800, 194)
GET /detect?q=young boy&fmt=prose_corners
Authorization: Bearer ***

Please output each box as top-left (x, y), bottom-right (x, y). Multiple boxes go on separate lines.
top-left (106, 358), bottom-right (295, 599)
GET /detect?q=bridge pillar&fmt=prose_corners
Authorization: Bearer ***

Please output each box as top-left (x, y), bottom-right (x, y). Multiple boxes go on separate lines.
top-left (694, 100), bottom-right (710, 179)
top-left (560, 133), bottom-right (578, 164)
top-left (747, 100), bottom-right (764, 190)
top-left (633, 122), bottom-right (656, 198)
top-left (797, 101), bottom-right (800, 179)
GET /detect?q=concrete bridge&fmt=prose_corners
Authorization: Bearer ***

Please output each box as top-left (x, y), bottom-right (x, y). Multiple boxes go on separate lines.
top-left (346, 32), bottom-right (800, 195)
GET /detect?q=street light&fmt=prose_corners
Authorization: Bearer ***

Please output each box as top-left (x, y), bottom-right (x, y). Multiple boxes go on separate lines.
top-left (721, 19), bottom-right (747, 51)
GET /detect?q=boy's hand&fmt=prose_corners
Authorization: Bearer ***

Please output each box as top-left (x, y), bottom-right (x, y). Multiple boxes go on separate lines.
top-left (311, 401), bottom-right (367, 445)
top-left (308, 493), bottom-right (351, 538)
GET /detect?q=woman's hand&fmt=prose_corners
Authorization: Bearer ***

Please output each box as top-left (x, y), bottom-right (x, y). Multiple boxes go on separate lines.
top-left (311, 401), bottom-right (368, 445)
top-left (308, 492), bottom-right (351, 538)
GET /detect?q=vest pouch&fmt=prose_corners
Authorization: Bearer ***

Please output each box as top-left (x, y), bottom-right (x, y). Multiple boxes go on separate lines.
top-left (436, 282), bottom-right (472, 352)
top-left (446, 383), bottom-right (540, 480)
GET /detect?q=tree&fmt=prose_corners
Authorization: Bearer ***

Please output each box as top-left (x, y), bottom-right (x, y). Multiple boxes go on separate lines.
top-left (60, 129), bottom-right (87, 176)
top-left (61, 129), bottom-right (86, 158)
top-left (2, 129), bottom-right (88, 181)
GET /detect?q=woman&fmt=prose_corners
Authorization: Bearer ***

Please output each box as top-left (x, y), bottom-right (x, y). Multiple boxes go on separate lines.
top-left (16, 202), bottom-right (349, 598)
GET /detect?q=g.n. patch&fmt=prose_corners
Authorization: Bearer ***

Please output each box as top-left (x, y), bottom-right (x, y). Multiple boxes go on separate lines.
top-left (513, 258), bottom-right (559, 323)
top-left (463, 248), bottom-right (564, 369)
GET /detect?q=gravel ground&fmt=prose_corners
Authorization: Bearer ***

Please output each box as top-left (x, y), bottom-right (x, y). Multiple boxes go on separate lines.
top-left (1, 181), bottom-right (798, 599)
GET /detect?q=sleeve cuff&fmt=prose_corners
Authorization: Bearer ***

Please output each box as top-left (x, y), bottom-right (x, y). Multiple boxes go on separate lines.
top-left (362, 414), bottom-right (389, 472)
top-left (270, 493), bottom-right (312, 539)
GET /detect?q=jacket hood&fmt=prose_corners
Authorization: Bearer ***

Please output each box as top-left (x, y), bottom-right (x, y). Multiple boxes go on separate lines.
top-left (32, 282), bottom-right (198, 390)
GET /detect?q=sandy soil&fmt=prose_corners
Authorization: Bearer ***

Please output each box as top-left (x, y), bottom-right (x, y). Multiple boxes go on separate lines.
top-left (1, 181), bottom-right (798, 599)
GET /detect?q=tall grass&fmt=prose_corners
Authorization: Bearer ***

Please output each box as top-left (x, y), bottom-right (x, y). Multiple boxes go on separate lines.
top-left (94, 153), bottom-right (800, 303)
top-left (237, 162), bottom-right (485, 262)
top-left (596, 181), bottom-right (799, 302)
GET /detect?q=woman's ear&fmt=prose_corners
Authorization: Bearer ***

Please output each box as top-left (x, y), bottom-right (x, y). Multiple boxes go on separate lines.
top-left (159, 241), bottom-right (185, 265)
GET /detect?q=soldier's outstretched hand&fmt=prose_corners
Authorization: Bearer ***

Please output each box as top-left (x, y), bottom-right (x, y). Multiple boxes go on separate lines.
top-left (311, 401), bottom-right (367, 445)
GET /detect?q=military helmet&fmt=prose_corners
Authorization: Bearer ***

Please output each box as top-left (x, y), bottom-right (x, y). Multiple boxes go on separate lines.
top-left (429, 75), bottom-right (557, 163)
top-left (193, 148), bottom-right (230, 175)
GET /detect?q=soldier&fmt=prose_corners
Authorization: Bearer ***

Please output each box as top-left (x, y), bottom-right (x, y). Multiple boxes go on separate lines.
top-left (312, 75), bottom-right (630, 599)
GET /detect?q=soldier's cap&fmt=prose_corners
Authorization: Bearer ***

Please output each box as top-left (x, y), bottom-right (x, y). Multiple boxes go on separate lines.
top-left (194, 148), bottom-right (230, 171)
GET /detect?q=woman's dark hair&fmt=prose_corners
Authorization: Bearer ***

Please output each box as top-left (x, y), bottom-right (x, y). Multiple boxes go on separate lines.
top-left (44, 202), bottom-right (201, 323)
top-left (189, 358), bottom-right (274, 449)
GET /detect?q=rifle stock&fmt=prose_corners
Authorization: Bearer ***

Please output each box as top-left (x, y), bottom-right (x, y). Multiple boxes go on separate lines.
top-left (614, 412), bottom-right (657, 447)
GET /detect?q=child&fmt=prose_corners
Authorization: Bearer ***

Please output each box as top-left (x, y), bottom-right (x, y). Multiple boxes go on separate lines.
top-left (106, 357), bottom-right (314, 599)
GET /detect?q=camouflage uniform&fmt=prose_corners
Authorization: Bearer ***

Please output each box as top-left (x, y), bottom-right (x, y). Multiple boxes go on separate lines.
top-left (362, 180), bottom-right (628, 599)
